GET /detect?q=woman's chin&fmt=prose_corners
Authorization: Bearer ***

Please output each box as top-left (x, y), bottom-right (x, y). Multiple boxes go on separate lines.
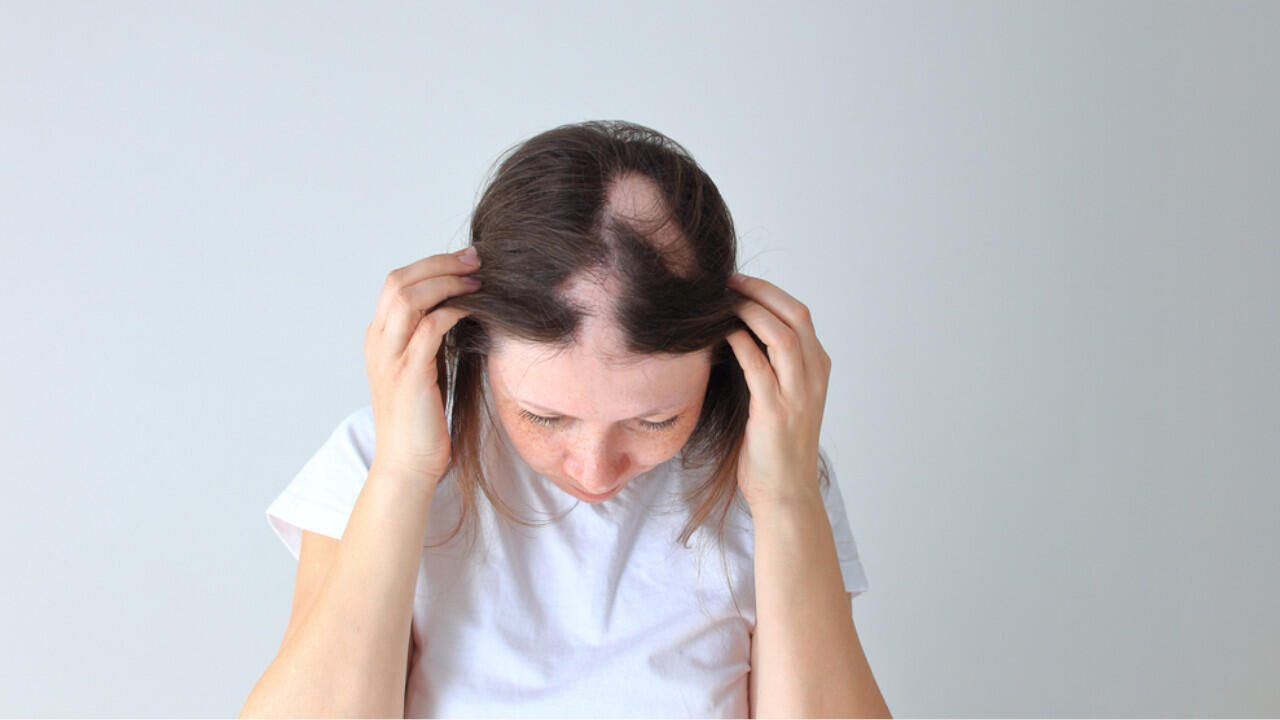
top-left (547, 475), bottom-right (624, 502)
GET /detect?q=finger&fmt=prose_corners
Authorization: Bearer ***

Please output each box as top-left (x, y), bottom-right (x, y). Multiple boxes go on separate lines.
top-left (734, 299), bottom-right (808, 399)
top-left (405, 305), bottom-right (473, 372)
top-left (725, 328), bottom-right (781, 411)
top-left (729, 273), bottom-right (826, 382)
top-left (375, 247), bottom-right (482, 324)
top-left (382, 274), bottom-right (483, 355)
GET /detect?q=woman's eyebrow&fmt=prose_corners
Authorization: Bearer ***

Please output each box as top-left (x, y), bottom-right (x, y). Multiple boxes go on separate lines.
top-left (518, 399), bottom-right (681, 420)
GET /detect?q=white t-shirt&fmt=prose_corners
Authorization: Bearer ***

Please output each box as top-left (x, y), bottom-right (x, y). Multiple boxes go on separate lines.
top-left (265, 379), bottom-right (869, 718)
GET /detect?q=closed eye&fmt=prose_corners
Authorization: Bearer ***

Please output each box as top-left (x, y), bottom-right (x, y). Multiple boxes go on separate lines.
top-left (518, 408), bottom-right (680, 431)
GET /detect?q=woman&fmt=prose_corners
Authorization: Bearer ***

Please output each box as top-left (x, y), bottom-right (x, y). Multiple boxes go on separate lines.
top-left (243, 120), bottom-right (890, 718)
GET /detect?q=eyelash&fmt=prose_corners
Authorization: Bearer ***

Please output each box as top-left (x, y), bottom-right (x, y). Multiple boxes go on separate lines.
top-left (518, 408), bottom-right (680, 432)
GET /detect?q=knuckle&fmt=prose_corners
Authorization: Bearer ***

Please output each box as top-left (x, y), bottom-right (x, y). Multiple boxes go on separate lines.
top-left (389, 353), bottom-right (409, 376)
top-left (417, 312), bottom-right (441, 336)
top-left (796, 303), bottom-right (813, 325)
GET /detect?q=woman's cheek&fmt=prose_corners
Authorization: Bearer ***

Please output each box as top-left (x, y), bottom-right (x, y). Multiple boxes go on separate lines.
top-left (499, 414), bottom-right (559, 464)
top-left (634, 417), bottom-right (700, 465)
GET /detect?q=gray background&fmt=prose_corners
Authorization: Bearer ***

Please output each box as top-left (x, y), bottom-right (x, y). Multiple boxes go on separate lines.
top-left (2, 1), bottom-right (1276, 717)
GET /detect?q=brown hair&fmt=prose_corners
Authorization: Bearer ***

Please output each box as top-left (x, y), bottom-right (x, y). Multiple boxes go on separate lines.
top-left (429, 120), bottom-right (831, 572)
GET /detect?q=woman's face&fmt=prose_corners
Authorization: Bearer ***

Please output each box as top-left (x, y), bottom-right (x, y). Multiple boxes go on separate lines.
top-left (486, 330), bottom-right (713, 503)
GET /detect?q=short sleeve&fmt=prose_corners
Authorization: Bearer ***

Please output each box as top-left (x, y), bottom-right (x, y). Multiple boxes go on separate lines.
top-left (817, 446), bottom-right (871, 599)
top-left (265, 405), bottom-right (376, 560)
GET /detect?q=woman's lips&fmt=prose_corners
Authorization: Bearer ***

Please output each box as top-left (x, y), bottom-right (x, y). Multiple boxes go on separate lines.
top-left (575, 484), bottom-right (621, 500)
top-left (548, 471), bottom-right (645, 501)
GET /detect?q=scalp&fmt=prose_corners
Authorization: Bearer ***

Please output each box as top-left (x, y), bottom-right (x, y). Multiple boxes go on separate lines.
top-left (602, 171), bottom-right (696, 278)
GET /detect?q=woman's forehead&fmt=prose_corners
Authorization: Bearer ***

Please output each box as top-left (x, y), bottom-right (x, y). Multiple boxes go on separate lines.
top-left (491, 335), bottom-right (709, 378)
top-left (488, 336), bottom-right (711, 411)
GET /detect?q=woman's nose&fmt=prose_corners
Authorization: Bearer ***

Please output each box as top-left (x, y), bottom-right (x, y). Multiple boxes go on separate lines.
top-left (566, 445), bottom-right (628, 492)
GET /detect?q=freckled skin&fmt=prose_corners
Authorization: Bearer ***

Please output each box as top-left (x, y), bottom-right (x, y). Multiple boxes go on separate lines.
top-left (485, 276), bottom-right (712, 502)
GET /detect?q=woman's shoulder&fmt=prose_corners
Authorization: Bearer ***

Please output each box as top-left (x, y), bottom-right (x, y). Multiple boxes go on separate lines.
top-left (319, 403), bottom-right (377, 469)
top-left (347, 403), bottom-right (375, 435)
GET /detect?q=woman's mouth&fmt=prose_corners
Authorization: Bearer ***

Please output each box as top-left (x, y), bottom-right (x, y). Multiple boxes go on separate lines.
top-left (575, 484), bottom-right (621, 501)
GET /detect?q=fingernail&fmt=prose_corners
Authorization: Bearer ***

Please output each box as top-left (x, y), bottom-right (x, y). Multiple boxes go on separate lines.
top-left (459, 247), bottom-right (480, 266)
top-left (729, 272), bottom-right (746, 285)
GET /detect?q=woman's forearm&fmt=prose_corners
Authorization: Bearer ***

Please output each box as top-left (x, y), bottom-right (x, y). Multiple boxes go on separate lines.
top-left (240, 465), bottom-right (436, 718)
top-left (750, 484), bottom-right (891, 718)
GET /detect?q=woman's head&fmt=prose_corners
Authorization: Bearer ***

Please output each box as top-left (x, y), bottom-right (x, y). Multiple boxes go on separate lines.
top-left (431, 120), bottom-right (777, 552)
top-left (485, 268), bottom-right (715, 503)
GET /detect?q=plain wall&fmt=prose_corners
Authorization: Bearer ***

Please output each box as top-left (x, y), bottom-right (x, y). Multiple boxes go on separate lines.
top-left (1, 1), bottom-right (1276, 716)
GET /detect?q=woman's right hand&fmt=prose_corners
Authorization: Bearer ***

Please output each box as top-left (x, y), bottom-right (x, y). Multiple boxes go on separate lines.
top-left (364, 246), bottom-right (483, 487)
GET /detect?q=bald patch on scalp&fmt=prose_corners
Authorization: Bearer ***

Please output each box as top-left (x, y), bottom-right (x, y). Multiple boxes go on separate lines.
top-left (502, 171), bottom-right (706, 368)
top-left (604, 171), bottom-right (696, 278)
top-left (554, 273), bottom-right (651, 367)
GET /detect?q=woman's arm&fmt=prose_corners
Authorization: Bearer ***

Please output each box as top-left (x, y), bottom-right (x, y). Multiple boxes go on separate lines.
top-left (240, 466), bottom-right (436, 718)
top-left (749, 487), bottom-right (891, 718)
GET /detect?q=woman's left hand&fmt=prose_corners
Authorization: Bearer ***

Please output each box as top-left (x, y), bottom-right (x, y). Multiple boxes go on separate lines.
top-left (724, 272), bottom-right (832, 510)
